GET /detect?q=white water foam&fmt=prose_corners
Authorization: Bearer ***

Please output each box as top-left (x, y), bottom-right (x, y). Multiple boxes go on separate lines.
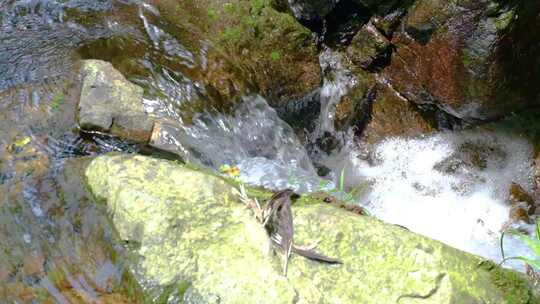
top-left (342, 131), bottom-right (537, 270)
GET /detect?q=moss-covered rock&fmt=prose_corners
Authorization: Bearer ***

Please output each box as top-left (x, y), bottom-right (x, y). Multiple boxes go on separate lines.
top-left (156, 0), bottom-right (321, 107)
top-left (84, 154), bottom-right (538, 303)
top-left (332, 68), bottom-right (375, 132)
top-left (346, 22), bottom-right (391, 70)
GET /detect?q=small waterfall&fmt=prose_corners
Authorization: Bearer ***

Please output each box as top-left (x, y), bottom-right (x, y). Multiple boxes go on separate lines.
top-left (139, 34), bottom-right (538, 272)
top-left (154, 95), bottom-right (327, 193)
top-left (317, 48), bottom-right (357, 135)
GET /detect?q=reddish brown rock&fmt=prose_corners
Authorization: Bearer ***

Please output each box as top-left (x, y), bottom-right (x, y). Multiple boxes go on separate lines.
top-left (361, 84), bottom-right (434, 144)
top-left (507, 183), bottom-right (537, 224)
top-left (383, 0), bottom-right (540, 121)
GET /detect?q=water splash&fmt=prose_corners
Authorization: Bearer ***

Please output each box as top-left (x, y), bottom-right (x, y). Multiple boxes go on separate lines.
top-left (152, 95), bottom-right (322, 192)
top-left (336, 131), bottom-right (537, 270)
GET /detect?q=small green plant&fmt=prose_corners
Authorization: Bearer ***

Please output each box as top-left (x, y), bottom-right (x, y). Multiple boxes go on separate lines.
top-left (207, 8), bottom-right (217, 19)
top-left (222, 27), bottom-right (243, 42)
top-left (270, 51), bottom-right (281, 61)
top-left (339, 168), bottom-right (345, 192)
top-left (317, 168), bottom-right (365, 208)
top-left (251, 0), bottom-right (266, 15)
top-left (500, 219), bottom-right (540, 270)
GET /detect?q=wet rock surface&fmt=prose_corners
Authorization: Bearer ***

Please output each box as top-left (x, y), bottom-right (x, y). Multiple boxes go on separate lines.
top-left (382, 0), bottom-right (540, 121)
top-left (2, 0), bottom-right (540, 301)
top-left (507, 183), bottom-right (537, 225)
top-left (346, 22), bottom-right (391, 70)
top-left (152, 0), bottom-right (321, 107)
top-left (282, 0), bottom-right (540, 135)
top-left (0, 74), bottom-right (141, 302)
top-left (360, 84), bottom-right (434, 144)
top-left (78, 60), bottom-right (154, 143)
top-left (286, 0), bottom-right (339, 20)
top-left (83, 153), bottom-right (538, 304)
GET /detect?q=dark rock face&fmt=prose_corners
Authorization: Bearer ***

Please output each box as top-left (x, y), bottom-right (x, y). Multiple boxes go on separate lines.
top-left (383, 0), bottom-right (540, 121)
top-left (283, 0), bottom-right (540, 139)
top-left (284, 0), bottom-right (382, 46)
top-left (353, 0), bottom-right (399, 15)
top-left (286, 0), bottom-right (339, 20)
top-left (346, 22), bottom-right (391, 70)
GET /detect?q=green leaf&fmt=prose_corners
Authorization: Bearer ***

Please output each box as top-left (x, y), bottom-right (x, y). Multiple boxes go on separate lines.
top-left (502, 256), bottom-right (540, 270)
top-left (508, 230), bottom-right (540, 256)
top-left (207, 8), bottom-right (217, 19)
top-left (12, 136), bottom-right (31, 149)
top-left (536, 218), bottom-right (540, 242)
top-left (339, 168), bottom-right (345, 192)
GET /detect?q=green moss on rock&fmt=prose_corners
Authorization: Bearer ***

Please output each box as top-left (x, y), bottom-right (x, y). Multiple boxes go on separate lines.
top-left (84, 154), bottom-right (538, 303)
top-left (158, 0), bottom-right (321, 106)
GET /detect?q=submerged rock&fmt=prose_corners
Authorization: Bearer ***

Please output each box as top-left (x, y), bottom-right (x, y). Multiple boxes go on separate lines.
top-left (383, 0), bottom-right (540, 121)
top-left (83, 154), bottom-right (537, 303)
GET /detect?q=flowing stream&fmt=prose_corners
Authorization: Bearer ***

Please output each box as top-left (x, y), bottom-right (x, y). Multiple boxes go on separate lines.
top-left (0, 0), bottom-right (538, 301)
top-left (150, 47), bottom-right (538, 271)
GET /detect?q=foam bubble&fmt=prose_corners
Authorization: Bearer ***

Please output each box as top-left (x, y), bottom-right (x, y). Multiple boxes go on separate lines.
top-left (348, 131), bottom-right (537, 270)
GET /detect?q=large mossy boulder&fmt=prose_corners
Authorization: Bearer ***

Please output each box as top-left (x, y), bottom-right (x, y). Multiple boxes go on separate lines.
top-left (383, 0), bottom-right (540, 121)
top-left (83, 154), bottom-right (538, 303)
top-left (155, 0), bottom-right (321, 107)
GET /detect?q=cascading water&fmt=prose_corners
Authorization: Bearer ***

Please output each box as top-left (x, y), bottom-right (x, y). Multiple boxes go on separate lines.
top-left (337, 131), bottom-right (537, 270)
top-left (317, 48), bottom-right (356, 135)
top-left (149, 95), bottom-right (326, 193)
top-left (156, 45), bottom-right (539, 271)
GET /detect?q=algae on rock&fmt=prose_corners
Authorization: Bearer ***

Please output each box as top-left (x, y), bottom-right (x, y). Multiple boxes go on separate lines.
top-left (83, 154), bottom-right (538, 303)
top-left (156, 0), bottom-right (321, 107)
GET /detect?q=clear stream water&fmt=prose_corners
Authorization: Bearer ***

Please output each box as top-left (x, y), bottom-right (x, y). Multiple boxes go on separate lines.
top-left (0, 0), bottom-right (538, 301)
